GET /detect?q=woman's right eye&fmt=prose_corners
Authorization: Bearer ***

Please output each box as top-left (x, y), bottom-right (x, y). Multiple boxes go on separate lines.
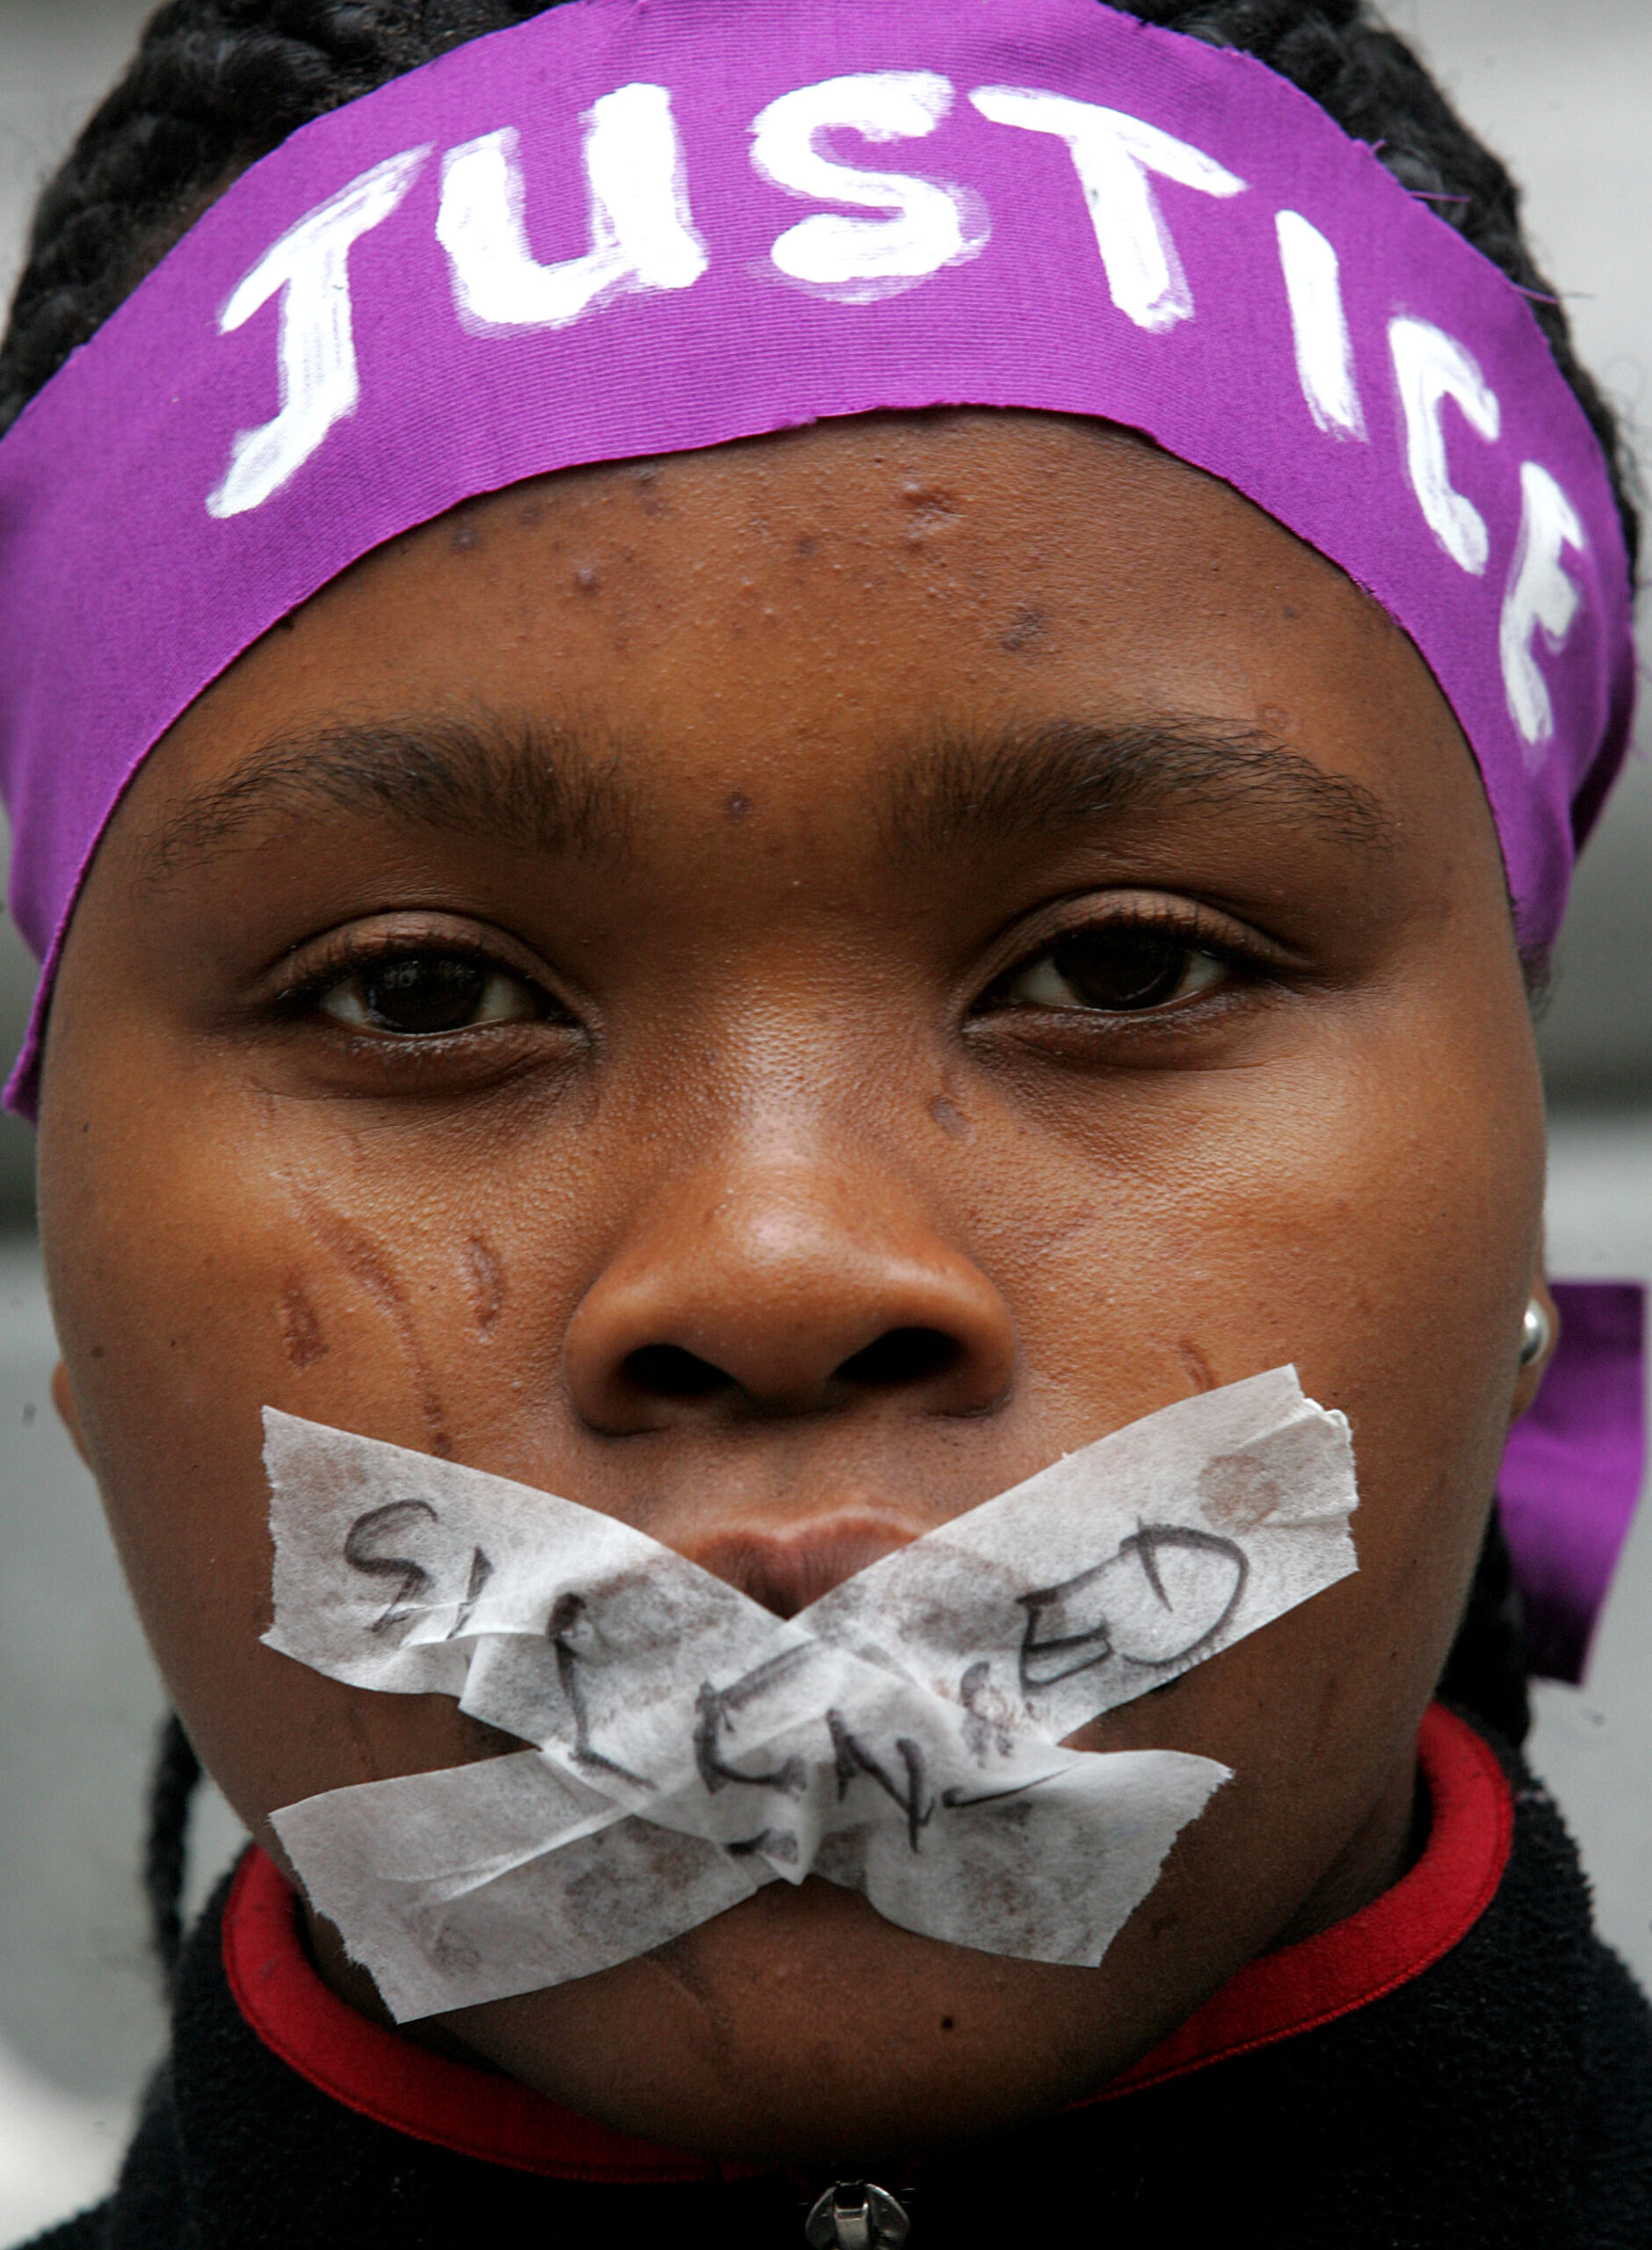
top-left (316, 951), bottom-right (545, 1036)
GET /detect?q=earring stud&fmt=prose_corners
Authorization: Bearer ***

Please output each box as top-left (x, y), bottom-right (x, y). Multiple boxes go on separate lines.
top-left (1519, 1297), bottom-right (1552, 1367)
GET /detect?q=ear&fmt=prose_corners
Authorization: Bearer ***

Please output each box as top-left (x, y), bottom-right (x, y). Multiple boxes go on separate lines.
top-left (51, 1360), bottom-right (94, 1470)
top-left (1509, 1275), bottom-right (1560, 1421)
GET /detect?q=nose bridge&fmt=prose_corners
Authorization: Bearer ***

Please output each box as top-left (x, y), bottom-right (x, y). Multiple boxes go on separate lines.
top-left (561, 1111), bottom-right (1017, 1430)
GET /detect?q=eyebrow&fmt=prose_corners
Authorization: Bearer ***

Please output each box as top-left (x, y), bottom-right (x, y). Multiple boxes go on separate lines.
top-left (880, 717), bottom-right (1393, 866)
top-left (144, 714), bottom-right (634, 881)
top-left (145, 708), bottom-right (1390, 882)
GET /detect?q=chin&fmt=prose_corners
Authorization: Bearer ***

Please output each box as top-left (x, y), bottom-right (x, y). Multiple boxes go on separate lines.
top-left (433, 1877), bottom-right (1144, 2164)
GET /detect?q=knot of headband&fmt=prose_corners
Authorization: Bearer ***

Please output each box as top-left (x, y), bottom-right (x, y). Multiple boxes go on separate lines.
top-left (0, 0), bottom-right (1634, 1115)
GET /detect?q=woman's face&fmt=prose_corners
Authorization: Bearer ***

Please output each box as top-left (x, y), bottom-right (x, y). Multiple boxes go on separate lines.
top-left (39, 410), bottom-right (1546, 2162)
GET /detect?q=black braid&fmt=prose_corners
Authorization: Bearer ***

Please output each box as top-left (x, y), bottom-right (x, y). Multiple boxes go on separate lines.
top-left (0, 0), bottom-right (1639, 570)
top-left (143, 1709), bottom-right (203, 1990)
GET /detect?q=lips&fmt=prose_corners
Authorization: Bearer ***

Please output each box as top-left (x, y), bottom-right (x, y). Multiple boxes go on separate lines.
top-left (675, 1513), bottom-right (923, 1616)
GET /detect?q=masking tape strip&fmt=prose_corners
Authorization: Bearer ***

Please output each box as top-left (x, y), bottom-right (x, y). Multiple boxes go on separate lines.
top-left (264, 1366), bottom-right (1357, 2018)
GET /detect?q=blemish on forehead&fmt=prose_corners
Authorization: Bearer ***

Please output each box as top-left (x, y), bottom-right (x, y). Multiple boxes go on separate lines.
top-left (574, 564), bottom-right (600, 594)
top-left (632, 467), bottom-right (670, 519)
top-left (450, 522), bottom-right (480, 555)
top-left (902, 481), bottom-right (960, 543)
top-left (279, 1279), bottom-right (328, 1369)
top-left (793, 532), bottom-right (819, 561)
top-left (998, 607), bottom-right (1047, 654)
top-left (726, 791), bottom-right (751, 821)
top-left (1255, 703), bottom-right (1297, 744)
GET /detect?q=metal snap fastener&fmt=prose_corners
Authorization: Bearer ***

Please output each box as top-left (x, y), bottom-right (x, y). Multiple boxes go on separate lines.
top-left (804, 2180), bottom-right (912, 2249)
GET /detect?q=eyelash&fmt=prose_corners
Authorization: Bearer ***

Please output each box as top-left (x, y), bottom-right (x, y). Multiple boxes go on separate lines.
top-left (274, 927), bottom-right (566, 1036)
top-left (269, 896), bottom-right (1273, 1054)
top-left (975, 898), bottom-right (1274, 1022)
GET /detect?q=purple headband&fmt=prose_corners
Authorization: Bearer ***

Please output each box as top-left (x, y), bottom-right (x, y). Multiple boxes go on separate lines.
top-left (0, 0), bottom-right (1641, 1658)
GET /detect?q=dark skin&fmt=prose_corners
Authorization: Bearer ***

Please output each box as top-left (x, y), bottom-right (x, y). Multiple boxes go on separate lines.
top-left (39, 410), bottom-right (1554, 2165)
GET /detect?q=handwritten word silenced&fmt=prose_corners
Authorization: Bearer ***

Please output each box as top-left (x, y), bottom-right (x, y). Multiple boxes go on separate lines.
top-left (333, 1495), bottom-right (1247, 1881)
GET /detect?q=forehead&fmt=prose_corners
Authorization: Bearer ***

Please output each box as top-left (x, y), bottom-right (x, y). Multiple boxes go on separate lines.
top-left (136, 409), bottom-right (1460, 837)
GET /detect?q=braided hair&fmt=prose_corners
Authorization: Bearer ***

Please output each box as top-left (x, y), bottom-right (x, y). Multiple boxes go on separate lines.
top-left (10, 0), bottom-right (1579, 1963)
top-left (143, 1711), bottom-right (203, 1992)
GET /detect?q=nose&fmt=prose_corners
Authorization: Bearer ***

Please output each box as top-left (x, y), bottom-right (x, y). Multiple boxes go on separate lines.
top-left (562, 1163), bottom-right (1017, 1433)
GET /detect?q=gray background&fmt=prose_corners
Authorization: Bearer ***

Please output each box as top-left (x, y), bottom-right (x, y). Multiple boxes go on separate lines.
top-left (0, 0), bottom-right (1648, 2238)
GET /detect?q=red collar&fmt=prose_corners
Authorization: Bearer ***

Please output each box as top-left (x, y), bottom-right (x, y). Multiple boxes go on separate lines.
top-left (224, 1703), bottom-right (1511, 2182)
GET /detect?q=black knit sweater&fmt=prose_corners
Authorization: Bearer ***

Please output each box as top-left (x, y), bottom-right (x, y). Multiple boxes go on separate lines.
top-left (32, 1737), bottom-right (1652, 2250)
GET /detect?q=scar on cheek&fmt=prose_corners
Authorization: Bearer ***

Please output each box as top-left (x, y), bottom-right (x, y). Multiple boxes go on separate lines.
top-left (1178, 1340), bottom-right (1216, 1395)
top-left (295, 1193), bottom-right (408, 1315)
top-left (463, 1234), bottom-right (505, 1334)
top-left (292, 1192), bottom-right (453, 1456)
top-left (279, 1280), bottom-right (328, 1369)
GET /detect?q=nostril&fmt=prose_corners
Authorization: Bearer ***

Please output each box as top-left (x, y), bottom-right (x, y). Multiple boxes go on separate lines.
top-left (834, 1325), bottom-right (962, 1390)
top-left (622, 1343), bottom-right (736, 1399)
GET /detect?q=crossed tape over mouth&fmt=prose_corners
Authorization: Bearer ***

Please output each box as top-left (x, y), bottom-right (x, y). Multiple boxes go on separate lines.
top-left (264, 1366), bottom-right (1358, 2020)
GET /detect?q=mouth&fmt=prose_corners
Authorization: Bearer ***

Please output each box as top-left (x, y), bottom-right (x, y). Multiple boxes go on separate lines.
top-left (674, 1513), bottom-right (924, 1616)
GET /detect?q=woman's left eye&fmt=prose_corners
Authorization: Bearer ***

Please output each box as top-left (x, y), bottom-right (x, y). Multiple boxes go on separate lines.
top-left (317, 951), bottom-right (541, 1034)
top-left (991, 926), bottom-right (1229, 1014)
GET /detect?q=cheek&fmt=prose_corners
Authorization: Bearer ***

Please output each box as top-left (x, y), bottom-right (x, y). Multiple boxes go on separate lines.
top-left (36, 1090), bottom-right (580, 1829)
top-left (987, 1033), bottom-right (1539, 1934)
top-left (989, 1005), bottom-right (1542, 1737)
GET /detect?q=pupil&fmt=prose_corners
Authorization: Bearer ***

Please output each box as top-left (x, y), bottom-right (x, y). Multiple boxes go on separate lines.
top-left (362, 954), bottom-right (489, 1033)
top-left (1049, 931), bottom-right (1186, 1011)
